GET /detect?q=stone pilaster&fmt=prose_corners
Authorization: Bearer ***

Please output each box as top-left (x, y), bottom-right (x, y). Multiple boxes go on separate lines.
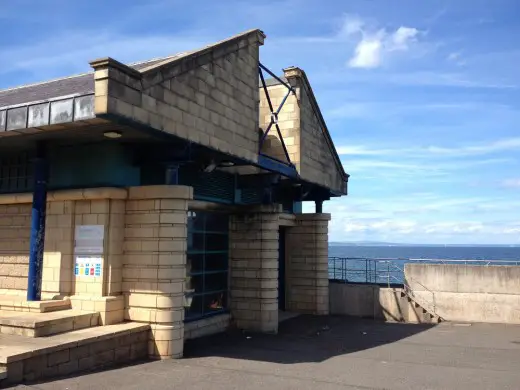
top-left (229, 205), bottom-right (280, 333)
top-left (123, 185), bottom-right (192, 359)
top-left (286, 213), bottom-right (330, 315)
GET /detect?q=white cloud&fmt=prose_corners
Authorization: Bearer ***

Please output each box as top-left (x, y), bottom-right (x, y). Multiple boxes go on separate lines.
top-left (343, 15), bottom-right (421, 69)
top-left (501, 179), bottom-right (520, 188)
top-left (349, 37), bottom-right (384, 68)
top-left (340, 15), bottom-right (365, 36)
top-left (390, 27), bottom-right (419, 51)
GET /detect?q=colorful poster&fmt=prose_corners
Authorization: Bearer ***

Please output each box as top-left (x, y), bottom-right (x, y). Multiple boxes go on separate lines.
top-left (74, 256), bottom-right (102, 277)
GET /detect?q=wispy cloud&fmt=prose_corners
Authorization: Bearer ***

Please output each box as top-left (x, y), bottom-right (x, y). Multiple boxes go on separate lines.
top-left (337, 137), bottom-right (520, 158)
top-left (447, 51), bottom-right (466, 66)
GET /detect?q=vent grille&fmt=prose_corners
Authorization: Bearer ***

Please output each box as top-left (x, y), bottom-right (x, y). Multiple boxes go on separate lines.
top-left (180, 167), bottom-right (235, 204)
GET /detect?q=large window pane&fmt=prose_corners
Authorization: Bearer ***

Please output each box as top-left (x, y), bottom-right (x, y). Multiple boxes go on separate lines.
top-left (186, 253), bottom-right (204, 274)
top-left (204, 272), bottom-right (228, 292)
top-left (204, 252), bottom-right (228, 272)
top-left (205, 213), bottom-right (228, 232)
top-left (185, 211), bottom-right (229, 321)
top-left (185, 293), bottom-right (203, 319)
top-left (187, 233), bottom-right (205, 252)
top-left (205, 233), bottom-right (228, 251)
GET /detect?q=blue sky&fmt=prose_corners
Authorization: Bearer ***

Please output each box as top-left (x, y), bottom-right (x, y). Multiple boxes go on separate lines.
top-left (2, 0), bottom-right (520, 244)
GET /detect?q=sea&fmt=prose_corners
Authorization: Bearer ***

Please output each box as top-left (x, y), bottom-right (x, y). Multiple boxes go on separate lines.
top-left (328, 245), bottom-right (520, 284)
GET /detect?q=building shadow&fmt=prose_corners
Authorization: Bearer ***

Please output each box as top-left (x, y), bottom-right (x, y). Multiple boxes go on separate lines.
top-left (183, 314), bottom-right (435, 364)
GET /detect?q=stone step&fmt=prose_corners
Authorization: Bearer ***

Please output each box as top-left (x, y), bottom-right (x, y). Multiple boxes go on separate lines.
top-left (0, 322), bottom-right (150, 387)
top-left (0, 294), bottom-right (71, 313)
top-left (0, 310), bottom-right (99, 337)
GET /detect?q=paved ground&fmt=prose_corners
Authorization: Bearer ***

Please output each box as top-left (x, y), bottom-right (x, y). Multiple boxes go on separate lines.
top-left (9, 315), bottom-right (520, 390)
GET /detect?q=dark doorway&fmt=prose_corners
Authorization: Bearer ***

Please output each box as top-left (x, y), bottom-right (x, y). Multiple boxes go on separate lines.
top-left (278, 227), bottom-right (287, 311)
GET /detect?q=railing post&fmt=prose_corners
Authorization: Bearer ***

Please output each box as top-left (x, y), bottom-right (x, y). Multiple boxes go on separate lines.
top-left (365, 259), bottom-right (368, 283)
top-left (342, 258), bottom-right (346, 283)
top-left (387, 261), bottom-right (390, 287)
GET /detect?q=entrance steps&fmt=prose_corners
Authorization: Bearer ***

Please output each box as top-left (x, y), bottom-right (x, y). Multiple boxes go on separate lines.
top-left (0, 294), bottom-right (71, 313)
top-left (0, 322), bottom-right (150, 387)
top-left (0, 310), bottom-right (99, 338)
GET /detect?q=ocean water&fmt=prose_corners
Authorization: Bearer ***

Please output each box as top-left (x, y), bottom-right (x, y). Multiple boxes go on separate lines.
top-left (328, 245), bottom-right (520, 284)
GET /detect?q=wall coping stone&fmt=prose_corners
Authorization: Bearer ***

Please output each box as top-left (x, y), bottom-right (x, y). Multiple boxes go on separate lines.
top-left (128, 185), bottom-right (193, 200)
top-left (295, 213), bottom-right (331, 221)
top-left (90, 57), bottom-right (142, 79)
top-left (0, 187), bottom-right (128, 205)
top-left (237, 204), bottom-right (283, 214)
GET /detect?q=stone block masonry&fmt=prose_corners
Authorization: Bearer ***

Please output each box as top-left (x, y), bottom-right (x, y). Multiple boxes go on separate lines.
top-left (229, 206), bottom-right (280, 333)
top-left (0, 203), bottom-right (31, 291)
top-left (0, 189), bottom-right (127, 298)
top-left (1, 323), bottom-right (149, 386)
top-left (286, 213), bottom-right (331, 315)
top-left (259, 83), bottom-right (301, 169)
top-left (259, 67), bottom-right (346, 194)
top-left (92, 29), bottom-right (265, 165)
top-left (123, 185), bottom-right (193, 359)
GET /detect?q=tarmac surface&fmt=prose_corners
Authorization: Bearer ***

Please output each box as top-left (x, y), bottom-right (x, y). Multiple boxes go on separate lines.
top-left (8, 315), bottom-right (520, 390)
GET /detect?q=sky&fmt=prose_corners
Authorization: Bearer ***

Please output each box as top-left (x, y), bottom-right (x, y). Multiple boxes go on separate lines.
top-left (1, 0), bottom-right (520, 245)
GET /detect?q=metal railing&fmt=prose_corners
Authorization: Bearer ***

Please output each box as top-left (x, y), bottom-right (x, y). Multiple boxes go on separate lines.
top-left (329, 257), bottom-right (520, 285)
top-left (329, 257), bottom-right (520, 316)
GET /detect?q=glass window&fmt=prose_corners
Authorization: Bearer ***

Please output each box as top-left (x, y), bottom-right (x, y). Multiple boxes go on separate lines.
top-left (184, 211), bottom-right (229, 321)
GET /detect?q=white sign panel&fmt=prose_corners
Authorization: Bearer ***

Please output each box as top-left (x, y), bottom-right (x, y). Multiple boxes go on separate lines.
top-left (75, 225), bottom-right (104, 254)
top-left (74, 255), bottom-right (102, 277)
top-left (75, 225), bottom-right (104, 240)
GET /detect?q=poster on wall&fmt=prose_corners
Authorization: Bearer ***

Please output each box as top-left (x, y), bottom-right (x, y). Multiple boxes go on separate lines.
top-left (74, 225), bottom-right (104, 254)
top-left (74, 255), bottom-right (102, 277)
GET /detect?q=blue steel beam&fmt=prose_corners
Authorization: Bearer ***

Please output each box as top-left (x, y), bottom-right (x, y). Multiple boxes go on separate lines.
top-left (257, 154), bottom-right (299, 179)
top-left (27, 147), bottom-right (48, 301)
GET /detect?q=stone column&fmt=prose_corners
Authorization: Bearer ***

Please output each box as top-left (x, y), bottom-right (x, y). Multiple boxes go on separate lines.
top-left (229, 205), bottom-right (280, 333)
top-left (286, 213), bottom-right (330, 315)
top-left (123, 185), bottom-right (192, 359)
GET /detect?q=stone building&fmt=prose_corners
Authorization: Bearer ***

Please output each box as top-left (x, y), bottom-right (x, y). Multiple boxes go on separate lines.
top-left (0, 29), bottom-right (347, 382)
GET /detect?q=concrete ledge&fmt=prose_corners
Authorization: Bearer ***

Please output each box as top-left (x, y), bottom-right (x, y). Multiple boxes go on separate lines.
top-left (128, 185), bottom-right (193, 200)
top-left (295, 213), bottom-right (331, 221)
top-left (185, 314), bottom-right (231, 340)
top-left (0, 322), bottom-right (149, 386)
top-left (279, 214), bottom-right (296, 226)
top-left (0, 188), bottom-right (128, 205)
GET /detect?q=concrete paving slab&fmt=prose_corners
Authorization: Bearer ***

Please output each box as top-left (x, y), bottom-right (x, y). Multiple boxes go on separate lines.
top-left (6, 316), bottom-right (520, 390)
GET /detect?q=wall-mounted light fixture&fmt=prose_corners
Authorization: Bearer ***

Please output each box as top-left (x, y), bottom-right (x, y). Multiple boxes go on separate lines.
top-left (103, 131), bottom-right (122, 139)
top-left (219, 160), bottom-right (235, 167)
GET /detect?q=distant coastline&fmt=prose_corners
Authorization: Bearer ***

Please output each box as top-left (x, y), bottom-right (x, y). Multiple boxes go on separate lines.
top-left (330, 241), bottom-right (520, 248)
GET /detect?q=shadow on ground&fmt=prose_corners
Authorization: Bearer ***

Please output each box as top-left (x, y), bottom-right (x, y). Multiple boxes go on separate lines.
top-left (184, 314), bottom-right (435, 364)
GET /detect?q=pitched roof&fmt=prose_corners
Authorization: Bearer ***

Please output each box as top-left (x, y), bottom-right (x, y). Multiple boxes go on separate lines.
top-left (0, 54), bottom-right (183, 109)
top-left (0, 29), bottom-right (265, 110)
